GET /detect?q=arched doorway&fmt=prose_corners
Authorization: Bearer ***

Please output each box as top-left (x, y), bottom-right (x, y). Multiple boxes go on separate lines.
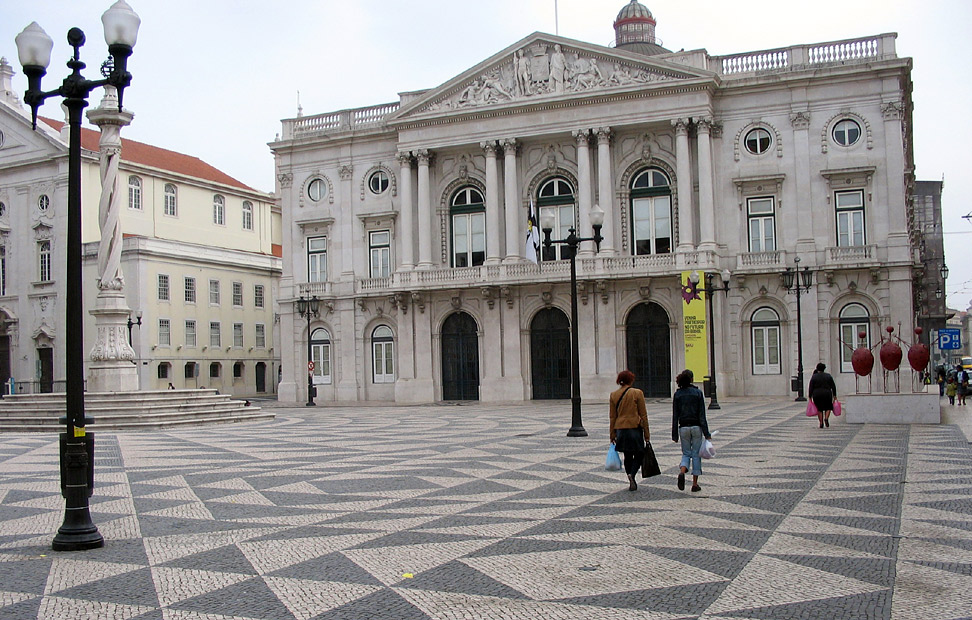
top-left (531, 307), bottom-right (571, 399)
top-left (255, 362), bottom-right (266, 393)
top-left (626, 302), bottom-right (671, 397)
top-left (441, 312), bottom-right (479, 400)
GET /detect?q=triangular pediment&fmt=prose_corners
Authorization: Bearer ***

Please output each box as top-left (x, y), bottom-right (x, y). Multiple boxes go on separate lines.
top-left (0, 99), bottom-right (67, 164)
top-left (390, 32), bottom-right (715, 122)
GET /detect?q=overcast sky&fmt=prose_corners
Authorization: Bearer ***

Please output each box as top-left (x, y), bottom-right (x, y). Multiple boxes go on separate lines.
top-left (4, 1), bottom-right (971, 304)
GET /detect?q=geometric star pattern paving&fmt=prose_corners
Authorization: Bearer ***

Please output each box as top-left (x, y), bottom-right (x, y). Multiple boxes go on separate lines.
top-left (1, 399), bottom-right (971, 619)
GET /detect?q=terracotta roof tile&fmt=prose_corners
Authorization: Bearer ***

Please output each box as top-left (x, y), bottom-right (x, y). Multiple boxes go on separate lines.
top-left (41, 117), bottom-right (254, 192)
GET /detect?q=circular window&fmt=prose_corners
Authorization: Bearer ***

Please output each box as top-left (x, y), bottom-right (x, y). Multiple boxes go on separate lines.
top-left (833, 119), bottom-right (861, 147)
top-left (744, 128), bottom-right (772, 155)
top-left (0, 202), bottom-right (5, 218)
top-left (368, 171), bottom-right (389, 195)
top-left (38, 195), bottom-right (50, 211)
top-left (307, 178), bottom-right (326, 202)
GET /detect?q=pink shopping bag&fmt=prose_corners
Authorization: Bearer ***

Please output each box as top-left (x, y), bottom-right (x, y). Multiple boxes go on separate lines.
top-left (805, 400), bottom-right (819, 417)
top-left (833, 399), bottom-right (841, 416)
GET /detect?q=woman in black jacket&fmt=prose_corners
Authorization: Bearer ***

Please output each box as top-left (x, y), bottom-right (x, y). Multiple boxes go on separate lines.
top-left (808, 362), bottom-right (837, 428)
top-left (671, 369), bottom-right (711, 493)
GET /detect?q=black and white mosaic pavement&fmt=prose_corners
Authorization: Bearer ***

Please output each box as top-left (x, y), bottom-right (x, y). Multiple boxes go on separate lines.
top-left (1, 399), bottom-right (971, 619)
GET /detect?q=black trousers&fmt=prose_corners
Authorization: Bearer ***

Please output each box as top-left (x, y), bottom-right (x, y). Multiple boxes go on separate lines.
top-left (615, 428), bottom-right (645, 476)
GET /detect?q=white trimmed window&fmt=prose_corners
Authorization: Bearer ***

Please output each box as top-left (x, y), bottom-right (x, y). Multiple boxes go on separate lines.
top-left (233, 323), bottom-right (244, 348)
top-left (370, 230), bottom-right (391, 278)
top-left (0, 245), bottom-right (6, 296)
top-left (372, 325), bottom-right (395, 383)
top-left (451, 187), bottom-right (486, 268)
top-left (164, 184), bottom-right (177, 216)
top-left (158, 319), bottom-right (170, 346)
top-left (185, 320), bottom-right (196, 348)
top-left (254, 284), bottom-right (265, 308)
top-left (744, 128), bottom-right (772, 155)
top-left (210, 321), bottom-right (221, 347)
top-left (630, 169), bottom-right (672, 255)
top-left (833, 119), bottom-right (861, 147)
top-left (242, 201), bottom-right (253, 231)
top-left (840, 303), bottom-right (870, 373)
top-left (308, 236), bottom-right (327, 282)
top-left (38, 241), bottom-right (51, 282)
top-left (184, 277), bottom-right (196, 303)
top-left (307, 178), bottom-right (326, 202)
top-left (209, 279), bottom-right (220, 305)
top-left (213, 195), bottom-right (225, 225)
top-left (255, 323), bottom-right (266, 348)
top-left (836, 190), bottom-right (865, 247)
top-left (538, 178), bottom-right (576, 261)
top-left (751, 307), bottom-right (781, 375)
top-left (311, 328), bottom-right (332, 384)
top-left (232, 282), bottom-right (243, 307)
top-left (158, 274), bottom-right (170, 301)
top-left (369, 171), bottom-right (389, 194)
top-left (128, 176), bottom-right (142, 210)
top-left (747, 197), bottom-right (776, 252)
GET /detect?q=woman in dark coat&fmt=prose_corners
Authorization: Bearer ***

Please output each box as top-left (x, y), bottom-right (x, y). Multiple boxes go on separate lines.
top-left (672, 369), bottom-right (711, 493)
top-left (808, 362), bottom-right (837, 428)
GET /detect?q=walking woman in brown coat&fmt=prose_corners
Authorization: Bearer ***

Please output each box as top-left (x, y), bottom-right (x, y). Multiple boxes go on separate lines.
top-left (609, 370), bottom-right (650, 491)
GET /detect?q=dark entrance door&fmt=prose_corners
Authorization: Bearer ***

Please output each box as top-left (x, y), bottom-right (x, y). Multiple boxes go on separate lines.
top-left (441, 312), bottom-right (479, 400)
top-left (255, 362), bottom-right (266, 393)
top-left (531, 307), bottom-right (571, 399)
top-left (38, 347), bottom-right (54, 393)
top-left (626, 302), bottom-right (671, 397)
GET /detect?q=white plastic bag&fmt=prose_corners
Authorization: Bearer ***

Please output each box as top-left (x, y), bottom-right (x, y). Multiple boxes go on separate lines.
top-left (699, 439), bottom-right (716, 460)
top-left (605, 444), bottom-right (622, 471)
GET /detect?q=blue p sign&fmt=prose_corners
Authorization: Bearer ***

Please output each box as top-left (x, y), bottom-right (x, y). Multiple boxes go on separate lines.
top-left (939, 328), bottom-right (961, 350)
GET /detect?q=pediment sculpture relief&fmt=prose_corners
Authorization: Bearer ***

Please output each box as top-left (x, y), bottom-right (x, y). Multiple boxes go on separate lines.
top-left (426, 44), bottom-right (678, 112)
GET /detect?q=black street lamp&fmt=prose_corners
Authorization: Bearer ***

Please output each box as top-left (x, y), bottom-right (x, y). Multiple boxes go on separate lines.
top-left (541, 205), bottom-right (604, 437)
top-left (15, 1), bottom-right (140, 551)
top-left (781, 256), bottom-right (814, 402)
top-left (688, 269), bottom-right (731, 410)
top-left (296, 295), bottom-right (320, 407)
top-left (126, 311), bottom-right (142, 345)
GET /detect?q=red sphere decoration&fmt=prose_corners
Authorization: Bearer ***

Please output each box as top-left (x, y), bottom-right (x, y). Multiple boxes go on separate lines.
top-left (880, 341), bottom-right (903, 371)
top-left (914, 327), bottom-right (924, 336)
top-left (886, 325), bottom-right (895, 334)
top-left (908, 343), bottom-right (930, 372)
top-left (852, 348), bottom-right (875, 376)
top-left (858, 330), bottom-right (867, 339)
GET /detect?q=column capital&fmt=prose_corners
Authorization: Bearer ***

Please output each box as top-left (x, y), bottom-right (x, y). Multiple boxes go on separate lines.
top-left (695, 117), bottom-right (715, 134)
top-left (501, 137), bottom-right (518, 153)
top-left (481, 140), bottom-right (498, 157)
top-left (672, 118), bottom-right (690, 135)
top-left (572, 129), bottom-right (591, 146)
top-left (595, 127), bottom-right (612, 144)
top-left (396, 151), bottom-right (413, 166)
top-left (415, 149), bottom-right (432, 165)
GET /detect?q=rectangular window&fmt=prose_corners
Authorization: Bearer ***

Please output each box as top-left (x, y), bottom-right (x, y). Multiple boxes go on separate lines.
top-left (185, 320), bottom-right (196, 348)
top-left (373, 340), bottom-right (395, 383)
top-left (841, 322), bottom-right (870, 373)
top-left (232, 282), bottom-right (243, 307)
top-left (158, 319), bottom-right (170, 346)
top-left (312, 342), bottom-right (331, 384)
top-left (308, 236), bottom-right (327, 282)
top-left (632, 196), bottom-right (672, 255)
top-left (184, 362), bottom-right (196, 379)
top-left (210, 321), bottom-right (221, 347)
top-left (242, 201), bottom-right (253, 231)
top-left (213, 195), bottom-right (225, 225)
top-left (209, 280), bottom-right (220, 305)
top-left (39, 241), bottom-right (52, 282)
top-left (747, 197), bottom-right (776, 252)
top-left (255, 323), bottom-right (266, 348)
top-left (539, 205), bottom-right (576, 261)
top-left (254, 284), bottom-right (265, 308)
top-left (452, 212), bottom-right (486, 267)
top-left (836, 190), bottom-right (865, 247)
top-left (164, 184), bottom-right (177, 216)
top-left (158, 274), bottom-right (170, 301)
top-left (0, 246), bottom-right (6, 296)
top-left (370, 230), bottom-right (391, 278)
top-left (233, 323), bottom-right (244, 348)
top-left (752, 325), bottom-right (781, 374)
top-left (184, 277), bottom-right (196, 303)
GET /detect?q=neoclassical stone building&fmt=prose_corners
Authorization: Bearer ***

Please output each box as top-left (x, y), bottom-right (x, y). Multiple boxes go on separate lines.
top-left (271, 1), bottom-right (918, 404)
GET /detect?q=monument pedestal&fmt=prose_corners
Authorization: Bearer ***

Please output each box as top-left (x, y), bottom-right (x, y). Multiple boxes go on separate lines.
top-left (843, 392), bottom-right (940, 424)
top-left (87, 289), bottom-right (138, 393)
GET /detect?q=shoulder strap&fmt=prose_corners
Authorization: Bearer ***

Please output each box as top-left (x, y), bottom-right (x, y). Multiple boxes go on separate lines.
top-left (617, 386), bottom-right (632, 406)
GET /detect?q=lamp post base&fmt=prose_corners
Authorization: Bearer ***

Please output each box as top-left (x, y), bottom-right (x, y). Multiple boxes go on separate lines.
top-left (53, 522), bottom-right (104, 551)
top-left (566, 425), bottom-right (588, 437)
top-left (566, 396), bottom-right (588, 437)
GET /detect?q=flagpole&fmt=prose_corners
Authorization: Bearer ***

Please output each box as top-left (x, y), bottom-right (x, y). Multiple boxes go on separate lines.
top-left (554, 0), bottom-right (559, 36)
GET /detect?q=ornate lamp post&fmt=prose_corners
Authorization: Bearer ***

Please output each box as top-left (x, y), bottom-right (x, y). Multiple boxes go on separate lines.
top-left (689, 269), bottom-right (731, 410)
top-left (296, 295), bottom-right (320, 407)
top-left (126, 311), bottom-right (142, 345)
top-left (15, 0), bottom-right (140, 551)
top-left (781, 256), bottom-right (814, 402)
top-left (541, 204), bottom-right (604, 437)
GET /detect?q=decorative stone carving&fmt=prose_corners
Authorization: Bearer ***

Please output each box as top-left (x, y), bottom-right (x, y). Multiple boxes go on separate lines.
top-left (450, 295), bottom-right (462, 310)
top-left (501, 138), bottom-right (518, 155)
top-left (359, 163), bottom-right (397, 200)
top-left (338, 164), bottom-right (353, 181)
top-left (595, 280), bottom-right (608, 304)
top-left (277, 172), bottom-right (293, 189)
top-left (882, 100), bottom-right (905, 120)
top-left (481, 286), bottom-right (496, 309)
top-left (481, 141), bottom-right (498, 157)
top-left (411, 291), bottom-right (425, 313)
top-left (821, 112), bottom-right (873, 152)
top-left (541, 290), bottom-right (553, 306)
top-left (639, 283), bottom-right (651, 299)
top-left (424, 42), bottom-right (681, 112)
top-left (789, 110), bottom-right (811, 130)
top-left (500, 286), bottom-right (513, 309)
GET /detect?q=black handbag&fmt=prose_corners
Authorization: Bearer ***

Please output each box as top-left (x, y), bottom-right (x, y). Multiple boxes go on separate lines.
top-left (641, 441), bottom-right (661, 478)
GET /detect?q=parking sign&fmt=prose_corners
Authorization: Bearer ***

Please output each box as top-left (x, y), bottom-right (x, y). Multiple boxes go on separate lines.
top-left (939, 328), bottom-right (961, 350)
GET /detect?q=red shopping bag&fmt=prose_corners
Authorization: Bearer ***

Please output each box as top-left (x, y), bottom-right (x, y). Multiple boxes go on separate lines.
top-left (833, 399), bottom-right (841, 416)
top-left (805, 400), bottom-right (819, 417)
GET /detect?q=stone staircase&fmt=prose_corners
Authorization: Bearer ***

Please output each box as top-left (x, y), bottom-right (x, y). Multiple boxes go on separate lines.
top-left (0, 389), bottom-right (274, 432)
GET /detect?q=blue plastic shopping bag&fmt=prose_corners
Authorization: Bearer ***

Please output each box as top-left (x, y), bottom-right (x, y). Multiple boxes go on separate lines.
top-left (605, 444), bottom-right (622, 471)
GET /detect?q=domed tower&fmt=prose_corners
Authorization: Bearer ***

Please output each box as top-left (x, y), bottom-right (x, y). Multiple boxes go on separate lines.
top-left (613, 1), bottom-right (670, 56)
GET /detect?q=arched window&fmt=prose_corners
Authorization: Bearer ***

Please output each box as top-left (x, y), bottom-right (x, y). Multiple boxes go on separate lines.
top-left (451, 187), bottom-right (486, 267)
top-left (538, 177), bottom-right (575, 261)
top-left (751, 307), bottom-right (781, 375)
top-left (128, 176), bottom-right (142, 210)
top-left (164, 184), bottom-right (177, 216)
top-left (157, 362), bottom-right (171, 379)
top-left (372, 325), bottom-right (395, 384)
top-left (242, 201), bottom-right (253, 230)
top-left (213, 195), bottom-right (225, 225)
top-left (630, 168), bottom-right (672, 255)
top-left (234, 362), bottom-right (245, 379)
top-left (310, 327), bottom-right (332, 385)
top-left (839, 303), bottom-right (870, 373)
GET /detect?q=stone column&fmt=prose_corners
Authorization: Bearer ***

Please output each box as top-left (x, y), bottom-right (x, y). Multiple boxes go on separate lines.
top-left (673, 118), bottom-right (695, 251)
top-left (882, 100), bottom-right (911, 262)
top-left (85, 87), bottom-right (138, 393)
top-left (482, 141), bottom-right (501, 264)
top-left (339, 164), bottom-right (355, 278)
top-left (502, 138), bottom-right (520, 262)
top-left (595, 127), bottom-right (616, 255)
top-left (697, 118), bottom-right (716, 250)
top-left (416, 149), bottom-right (434, 269)
top-left (573, 130), bottom-right (593, 255)
top-left (397, 151), bottom-right (414, 270)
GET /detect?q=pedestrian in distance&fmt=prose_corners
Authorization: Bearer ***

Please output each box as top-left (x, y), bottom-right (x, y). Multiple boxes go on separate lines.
top-left (671, 369), bottom-right (711, 493)
top-left (957, 365), bottom-right (970, 406)
top-left (937, 365), bottom-right (946, 397)
top-left (808, 362), bottom-right (837, 428)
top-left (609, 370), bottom-right (650, 492)
top-left (946, 377), bottom-right (957, 406)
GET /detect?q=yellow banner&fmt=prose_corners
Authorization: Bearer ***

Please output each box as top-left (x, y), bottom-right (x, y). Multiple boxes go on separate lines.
top-left (681, 271), bottom-right (708, 379)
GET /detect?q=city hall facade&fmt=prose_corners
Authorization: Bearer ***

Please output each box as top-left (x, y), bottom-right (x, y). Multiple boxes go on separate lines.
top-left (271, 2), bottom-right (918, 404)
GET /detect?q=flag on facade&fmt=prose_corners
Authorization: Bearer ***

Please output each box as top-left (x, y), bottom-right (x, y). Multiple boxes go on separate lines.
top-left (525, 199), bottom-right (541, 264)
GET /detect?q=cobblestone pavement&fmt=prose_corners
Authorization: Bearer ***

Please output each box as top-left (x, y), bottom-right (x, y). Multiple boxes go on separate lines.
top-left (1, 398), bottom-right (971, 619)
